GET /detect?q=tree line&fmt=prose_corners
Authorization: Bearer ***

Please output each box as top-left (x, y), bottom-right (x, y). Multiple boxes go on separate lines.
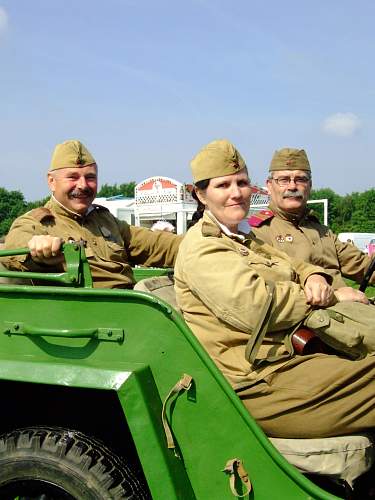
top-left (0, 184), bottom-right (374, 238)
top-left (309, 188), bottom-right (375, 233)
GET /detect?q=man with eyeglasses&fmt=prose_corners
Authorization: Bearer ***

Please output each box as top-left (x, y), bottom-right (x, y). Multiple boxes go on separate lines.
top-left (250, 148), bottom-right (374, 289)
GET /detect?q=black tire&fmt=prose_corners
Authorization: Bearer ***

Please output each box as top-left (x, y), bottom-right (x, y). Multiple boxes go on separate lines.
top-left (0, 426), bottom-right (150, 500)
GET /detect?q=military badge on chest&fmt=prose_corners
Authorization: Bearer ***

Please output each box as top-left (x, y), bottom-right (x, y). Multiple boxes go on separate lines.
top-left (238, 247), bottom-right (249, 256)
top-left (276, 234), bottom-right (294, 244)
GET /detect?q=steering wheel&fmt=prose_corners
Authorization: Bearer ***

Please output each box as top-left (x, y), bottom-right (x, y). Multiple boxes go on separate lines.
top-left (359, 257), bottom-right (375, 292)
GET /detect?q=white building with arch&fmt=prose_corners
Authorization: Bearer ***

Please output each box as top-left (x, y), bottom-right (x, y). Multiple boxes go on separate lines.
top-left (95, 175), bottom-right (270, 234)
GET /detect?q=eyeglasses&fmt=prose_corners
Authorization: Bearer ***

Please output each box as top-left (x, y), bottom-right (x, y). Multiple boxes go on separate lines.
top-left (272, 176), bottom-right (311, 187)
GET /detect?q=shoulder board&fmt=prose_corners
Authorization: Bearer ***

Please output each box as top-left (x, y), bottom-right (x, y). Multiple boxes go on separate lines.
top-left (248, 209), bottom-right (274, 228)
top-left (29, 207), bottom-right (55, 223)
top-left (91, 204), bottom-right (110, 213)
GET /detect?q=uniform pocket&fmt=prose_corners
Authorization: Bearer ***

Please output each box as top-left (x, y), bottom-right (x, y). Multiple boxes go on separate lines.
top-left (103, 240), bottom-right (127, 263)
top-left (305, 307), bottom-right (370, 360)
top-left (305, 310), bottom-right (330, 329)
top-left (247, 254), bottom-right (296, 281)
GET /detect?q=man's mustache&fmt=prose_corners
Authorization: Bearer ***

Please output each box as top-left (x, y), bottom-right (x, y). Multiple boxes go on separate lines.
top-left (282, 190), bottom-right (304, 199)
top-left (69, 188), bottom-right (94, 198)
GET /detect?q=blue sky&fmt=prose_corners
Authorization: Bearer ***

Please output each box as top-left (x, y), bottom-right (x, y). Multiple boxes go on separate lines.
top-left (0, 0), bottom-right (374, 200)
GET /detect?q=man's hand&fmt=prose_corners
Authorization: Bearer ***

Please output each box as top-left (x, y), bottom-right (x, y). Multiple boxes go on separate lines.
top-left (304, 274), bottom-right (335, 307)
top-left (334, 286), bottom-right (369, 305)
top-left (28, 235), bottom-right (65, 266)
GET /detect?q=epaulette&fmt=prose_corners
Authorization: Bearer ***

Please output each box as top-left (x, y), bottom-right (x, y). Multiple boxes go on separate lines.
top-left (29, 207), bottom-right (55, 223)
top-left (91, 204), bottom-right (110, 213)
top-left (201, 221), bottom-right (222, 238)
top-left (248, 209), bottom-right (274, 228)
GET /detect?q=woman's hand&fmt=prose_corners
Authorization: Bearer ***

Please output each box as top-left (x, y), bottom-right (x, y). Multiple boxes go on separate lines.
top-left (334, 286), bottom-right (369, 305)
top-left (304, 274), bottom-right (335, 307)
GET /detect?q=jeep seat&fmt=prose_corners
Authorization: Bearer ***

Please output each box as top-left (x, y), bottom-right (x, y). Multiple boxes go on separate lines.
top-left (270, 434), bottom-right (374, 488)
top-left (134, 275), bottom-right (179, 311)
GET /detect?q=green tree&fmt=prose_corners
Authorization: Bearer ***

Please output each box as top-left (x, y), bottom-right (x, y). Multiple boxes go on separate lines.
top-left (97, 182), bottom-right (136, 198)
top-left (330, 194), bottom-right (354, 233)
top-left (0, 188), bottom-right (27, 237)
top-left (349, 189), bottom-right (375, 232)
top-left (24, 196), bottom-right (50, 212)
top-left (309, 188), bottom-right (375, 233)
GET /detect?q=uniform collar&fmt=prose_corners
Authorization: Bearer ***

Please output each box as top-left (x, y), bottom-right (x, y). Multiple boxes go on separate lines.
top-left (268, 200), bottom-right (309, 224)
top-left (48, 196), bottom-right (95, 220)
top-left (205, 211), bottom-right (246, 242)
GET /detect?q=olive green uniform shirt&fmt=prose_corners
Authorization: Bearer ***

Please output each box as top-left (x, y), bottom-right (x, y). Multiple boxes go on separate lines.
top-left (250, 208), bottom-right (374, 289)
top-left (174, 211), bottom-right (331, 390)
top-left (2, 198), bottom-right (181, 288)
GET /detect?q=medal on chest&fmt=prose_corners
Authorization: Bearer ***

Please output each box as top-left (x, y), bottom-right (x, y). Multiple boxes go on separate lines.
top-left (276, 234), bottom-right (294, 244)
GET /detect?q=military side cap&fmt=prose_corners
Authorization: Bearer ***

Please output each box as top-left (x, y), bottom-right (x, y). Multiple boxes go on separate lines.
top-left (49, 140), bottom-right (96, 171)
top-left (190, 139), bottom-right (247, 183)
top-left (269, 148), bottom-right (310, 172)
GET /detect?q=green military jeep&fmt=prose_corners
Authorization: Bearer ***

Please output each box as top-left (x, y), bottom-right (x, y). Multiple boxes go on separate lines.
top-left (0, 243), bottom-right (373, 500)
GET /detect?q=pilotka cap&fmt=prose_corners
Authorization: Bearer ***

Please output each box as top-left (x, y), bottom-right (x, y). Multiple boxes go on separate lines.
top-left (49, 140), bottom-right (96, 171)
top-left (190, 139), bottom-right (248, 183)
top-left (269, 148), bottom-right (311, 172)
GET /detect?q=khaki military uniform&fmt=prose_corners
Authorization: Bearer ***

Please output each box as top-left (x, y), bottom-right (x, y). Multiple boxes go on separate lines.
top-left (175, 211), bottom-right (375, 438)
top-left (250, 207), bottom-right (374, 289)
top-left (174, 211), bottom-right (331, 388)
top-left (2, 198), bottom-right (181, 288)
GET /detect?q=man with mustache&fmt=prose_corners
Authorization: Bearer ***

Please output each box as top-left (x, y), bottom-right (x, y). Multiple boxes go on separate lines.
top-left (2, 140), bottom-right (181, 288)
top-left (250, 148), bottom-right (374, 289)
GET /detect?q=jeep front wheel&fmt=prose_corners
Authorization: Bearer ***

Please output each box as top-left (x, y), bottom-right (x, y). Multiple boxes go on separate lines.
top-left (0, 426), bottom-right (150, 499)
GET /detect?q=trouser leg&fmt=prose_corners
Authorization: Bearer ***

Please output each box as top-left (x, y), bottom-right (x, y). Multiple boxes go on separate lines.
top-left (238, 353), bottom-right (375, 438)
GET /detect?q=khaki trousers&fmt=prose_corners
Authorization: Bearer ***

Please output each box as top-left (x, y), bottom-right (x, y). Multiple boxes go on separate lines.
top-left (238, 353), bottom-right (375, 438)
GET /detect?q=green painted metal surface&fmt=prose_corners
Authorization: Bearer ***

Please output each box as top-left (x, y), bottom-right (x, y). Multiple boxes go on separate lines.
top-left (0, 248), bottom-right (341, 499)
top-left (133, 266), bottom-right (173, 282)
top-left (0, 242), bottom-right (93, 287)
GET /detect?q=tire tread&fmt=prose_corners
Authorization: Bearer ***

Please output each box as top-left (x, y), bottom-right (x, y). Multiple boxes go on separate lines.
top-left (0, 426), bottom-right (150, 499)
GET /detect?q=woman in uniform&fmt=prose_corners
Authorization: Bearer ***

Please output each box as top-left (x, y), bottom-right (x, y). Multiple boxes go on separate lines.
top-left (174, 139), bottom-right (375, 439)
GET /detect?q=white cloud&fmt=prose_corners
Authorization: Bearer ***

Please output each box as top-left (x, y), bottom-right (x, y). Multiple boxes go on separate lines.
top-left (322, 112), bottom-right (361, 137)
top-left (0, 7), bottom-right (8, 35)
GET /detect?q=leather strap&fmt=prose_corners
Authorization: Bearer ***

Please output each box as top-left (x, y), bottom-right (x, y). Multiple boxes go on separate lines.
top-left (161, 374), bottom-right (193, 458)
top-left (223, 458), bottom-right (252, 497)
top-left (245, 281), bottom-right (275, 365)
